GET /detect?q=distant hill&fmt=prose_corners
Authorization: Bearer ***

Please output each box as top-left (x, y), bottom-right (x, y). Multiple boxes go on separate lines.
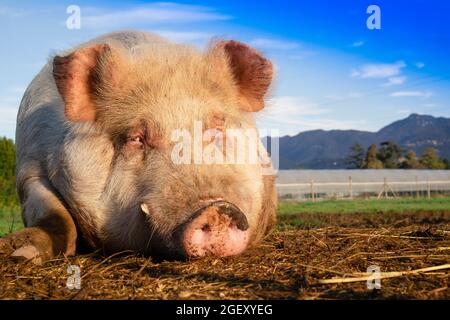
top-left (276, 114), bottom-right (450, 169)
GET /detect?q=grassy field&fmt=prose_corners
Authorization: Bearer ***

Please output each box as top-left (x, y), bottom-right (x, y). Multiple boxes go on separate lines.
top-left (279, 196), bottom-right (450, 215)
top-left (278, 196), bottom-right (450, 228)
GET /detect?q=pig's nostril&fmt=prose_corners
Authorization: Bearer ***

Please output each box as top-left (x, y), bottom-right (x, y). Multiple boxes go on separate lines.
top-left (201, 224), bottom-right (211, 232)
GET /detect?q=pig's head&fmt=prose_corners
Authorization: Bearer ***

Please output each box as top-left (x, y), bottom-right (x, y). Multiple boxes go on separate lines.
top-left (51, 38), bottom-right (277, 259)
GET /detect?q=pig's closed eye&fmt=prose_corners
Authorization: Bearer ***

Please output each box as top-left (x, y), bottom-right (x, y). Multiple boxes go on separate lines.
top-left (126, 134), bottom-right (145, 148)
top-left (123, 122), bottom-right (160, 153)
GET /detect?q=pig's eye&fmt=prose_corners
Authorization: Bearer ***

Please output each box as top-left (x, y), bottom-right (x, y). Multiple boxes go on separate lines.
top-left (126, 135), bottom-right (145, 148)
top-left (122, 122), bottom-right (160, 154)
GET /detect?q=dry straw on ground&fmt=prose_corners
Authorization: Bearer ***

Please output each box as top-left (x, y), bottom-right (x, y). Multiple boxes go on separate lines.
top-left (0, 211), bottom-right (449, 299)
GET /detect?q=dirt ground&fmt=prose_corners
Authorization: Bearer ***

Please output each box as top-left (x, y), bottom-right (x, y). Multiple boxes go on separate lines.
top-left (1, 211), bottom-right (449, 300)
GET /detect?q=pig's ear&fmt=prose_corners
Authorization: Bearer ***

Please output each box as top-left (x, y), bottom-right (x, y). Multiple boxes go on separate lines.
top-left (218, 40), bottom-right (273, 112)
top-left (53, 44), bottom-right (111, 122)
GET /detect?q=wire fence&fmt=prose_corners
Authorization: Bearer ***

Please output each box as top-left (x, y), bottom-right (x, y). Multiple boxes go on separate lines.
top-left (276, 169), bottom-right (450, 201)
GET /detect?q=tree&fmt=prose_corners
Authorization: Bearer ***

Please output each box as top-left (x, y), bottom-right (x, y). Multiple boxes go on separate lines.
top-left (0, 137), bottom-right (18, 206)
top-left (443, 158), bottom-right (450, 170)
top-left (377, 141), bottom-right (403, 169)
top-left (0, 137), bottom-right (15, 180)
top-left (419, 147), bottom-right (446, 169)
top-left (401, 150), bottom-right (422, 169)
top-left (363, 144), bottom-right (384, 169)
top-left (345, 143), bottom-right (365, 169)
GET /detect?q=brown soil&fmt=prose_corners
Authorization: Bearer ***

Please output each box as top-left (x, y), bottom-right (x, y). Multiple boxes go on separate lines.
top-left (1, 211), bottom-right (449, 300)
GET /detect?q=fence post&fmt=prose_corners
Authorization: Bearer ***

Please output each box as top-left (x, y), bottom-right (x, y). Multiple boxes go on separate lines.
top-left (384, 177), bottom-right (388, 198)
top-left (310, 179), bottom-right (315, 202)
top-left (349, 176), bottom-right (353, 200)
top-left (415, 176), bottom-right (419, 198)
top-left (427, 177), bottom-right (431, 199)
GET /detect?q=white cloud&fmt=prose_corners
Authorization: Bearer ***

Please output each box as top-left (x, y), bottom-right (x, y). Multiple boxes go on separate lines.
top-left (423, 103), bottom-right (436, 108)
top-left (82, 3), bottom-right (231, 28)
top-left (257, 116), bottom-right (366, 136)
top-left (249, 38), bottom-right (300, 50)
top-left (351, 61), bottom-right (406, 79)
top-left (390, 91), bottom-right (433, 98)
top-left (264, 96), bottom-right (329, 117)
top-left (397, 109), bottom-right (412, 115)
top-left (255, 96), bottom-right (367, 136)
top-left (415, 62), bottom-right (425, 69)
top-left (295, 119), bottom-right (366, 131)
top-left (351, 41), bottom-right (365, 47)
top-left (381, 76), bottom-right (407, 86)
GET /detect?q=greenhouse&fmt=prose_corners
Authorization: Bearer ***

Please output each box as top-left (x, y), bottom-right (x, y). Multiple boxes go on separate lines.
top-left (276, 170), bottom-right (450, 200)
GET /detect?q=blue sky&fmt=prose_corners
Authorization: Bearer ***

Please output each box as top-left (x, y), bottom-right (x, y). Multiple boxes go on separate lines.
top-left (1, 0), bottom-right (450, 138)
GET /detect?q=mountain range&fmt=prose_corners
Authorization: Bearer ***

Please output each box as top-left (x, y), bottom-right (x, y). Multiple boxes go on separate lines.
top-left (275, 114), bottom-right (450, 169)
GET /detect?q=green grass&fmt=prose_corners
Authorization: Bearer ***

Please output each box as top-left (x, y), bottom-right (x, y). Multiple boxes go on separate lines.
top-left (0, 205), bottom-right (22, 237)
top-left (278, 196), bottom-right (450, 215)
top-left (277, 196), bottom-right (450, 229)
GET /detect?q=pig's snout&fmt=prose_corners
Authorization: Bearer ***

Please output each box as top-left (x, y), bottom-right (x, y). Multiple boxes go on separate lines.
top-left (182, 201), bottom-right (249, 258)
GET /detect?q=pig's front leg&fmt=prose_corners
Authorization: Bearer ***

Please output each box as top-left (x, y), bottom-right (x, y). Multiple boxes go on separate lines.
top-left (0, 177), bottom-right (77, 264)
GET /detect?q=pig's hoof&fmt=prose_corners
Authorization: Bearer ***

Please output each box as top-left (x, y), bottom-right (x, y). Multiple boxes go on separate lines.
top-left (11, 245), bottom-right (43, 265)
top-left (0, 228), bottom-right (52, 264)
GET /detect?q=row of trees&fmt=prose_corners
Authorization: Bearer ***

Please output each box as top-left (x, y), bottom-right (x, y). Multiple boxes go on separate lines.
top-left (0, 137), bottom-right (19, 207)
top-left (346, 141), bottom-right (450, 169)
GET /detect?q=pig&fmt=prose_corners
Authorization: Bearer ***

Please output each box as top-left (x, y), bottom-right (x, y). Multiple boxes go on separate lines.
top-left (0, 30), bottom-right (277, 264)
